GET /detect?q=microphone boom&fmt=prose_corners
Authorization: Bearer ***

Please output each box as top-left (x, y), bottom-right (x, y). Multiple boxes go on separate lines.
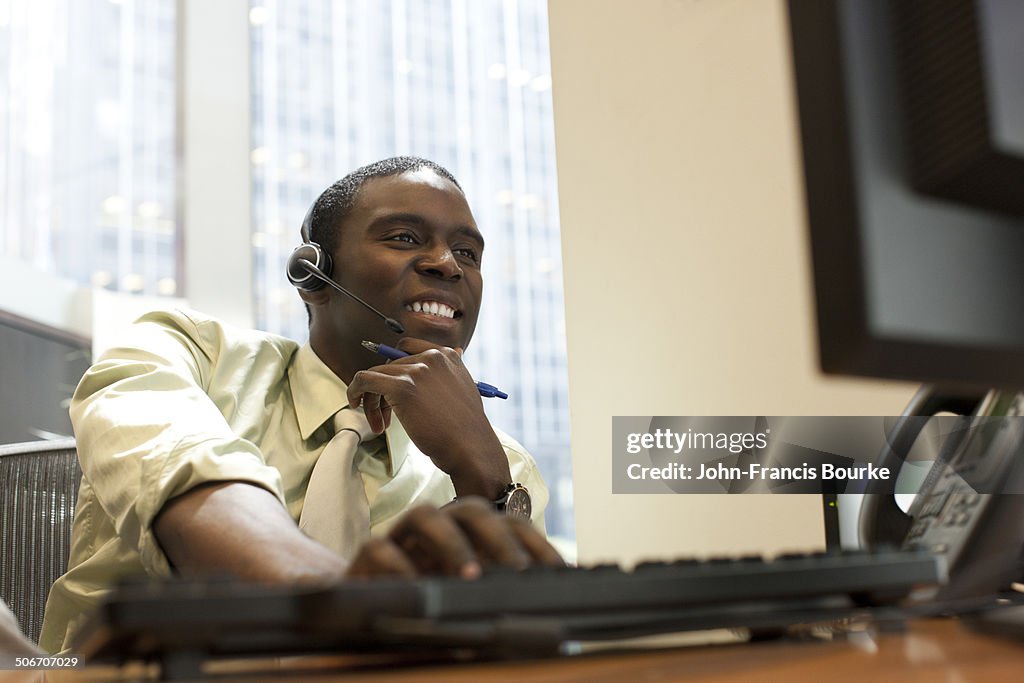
top-left (297, 259), bottom-right (405, 334)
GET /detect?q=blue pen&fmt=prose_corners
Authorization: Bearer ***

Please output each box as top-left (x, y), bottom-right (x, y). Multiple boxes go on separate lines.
top-left (361, 340), bottom-right (509, 399)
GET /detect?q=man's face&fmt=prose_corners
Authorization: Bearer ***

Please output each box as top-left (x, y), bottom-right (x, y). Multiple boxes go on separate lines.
top-left (323, 169), bottom-right (484, 355)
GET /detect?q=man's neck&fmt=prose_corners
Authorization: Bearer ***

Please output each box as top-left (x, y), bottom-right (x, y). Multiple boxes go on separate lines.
top-left (308, 330), bottom-right (366, 386)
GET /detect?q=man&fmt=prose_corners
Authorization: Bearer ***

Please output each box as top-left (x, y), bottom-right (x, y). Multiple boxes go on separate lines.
top-left (40, 156), bottom-right (561, 653)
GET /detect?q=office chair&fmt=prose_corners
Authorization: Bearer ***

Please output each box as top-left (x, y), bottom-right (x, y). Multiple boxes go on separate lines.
top-left (0, 438), bottom-right (80, 644)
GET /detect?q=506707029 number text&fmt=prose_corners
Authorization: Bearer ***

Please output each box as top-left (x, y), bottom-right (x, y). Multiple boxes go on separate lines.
top-left (11, 656), bottom-right (81, 669)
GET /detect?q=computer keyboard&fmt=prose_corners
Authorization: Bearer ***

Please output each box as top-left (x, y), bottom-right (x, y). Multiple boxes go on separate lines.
top-left (306, 547), bottom-right (944, 642)
top-left (75, 548), bottom-right (944, 667)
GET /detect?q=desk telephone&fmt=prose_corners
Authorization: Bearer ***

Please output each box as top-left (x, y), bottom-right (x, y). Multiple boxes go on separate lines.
top-left (859, 386), bottom-right (1024, 602)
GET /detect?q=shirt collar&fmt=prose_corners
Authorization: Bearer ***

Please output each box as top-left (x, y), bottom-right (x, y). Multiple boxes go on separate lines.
top-left (382, 418), bottom-right (411, 476)
top-left (289, 342), bottom-right (410, 474)
top-left (289, 343), bottom-right (350, 441)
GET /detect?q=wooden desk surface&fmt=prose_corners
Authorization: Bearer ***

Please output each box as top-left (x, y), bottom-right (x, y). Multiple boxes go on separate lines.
top-left (43, 617), bottom-right (1024, 682)
top-left (286, 618), bottom-right (1023, 682)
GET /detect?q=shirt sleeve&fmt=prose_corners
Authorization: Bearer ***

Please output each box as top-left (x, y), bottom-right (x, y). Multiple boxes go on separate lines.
top-left (495, 430), bottom-right (550, 535)
top-left (70, 309), bottom-right (287, 576)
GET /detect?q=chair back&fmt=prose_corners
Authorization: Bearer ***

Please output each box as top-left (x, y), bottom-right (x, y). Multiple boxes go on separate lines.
top-left (0, 438), bottom-right (80, 644)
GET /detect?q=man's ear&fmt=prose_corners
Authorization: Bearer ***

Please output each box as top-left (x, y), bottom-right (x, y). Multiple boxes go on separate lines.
top-left (297, 286), bottom-right (330, 309)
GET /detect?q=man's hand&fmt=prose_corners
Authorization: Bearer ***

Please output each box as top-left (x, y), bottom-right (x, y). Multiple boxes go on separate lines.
top-left (346, 337), bottom-right (511, 500)
top-left (345, 497), bottom-right (564, 579)
top-left (155, 486), bottom-right (562, 586)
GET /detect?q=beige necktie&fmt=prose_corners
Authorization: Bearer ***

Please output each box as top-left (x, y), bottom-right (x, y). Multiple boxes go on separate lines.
top-left (299, 407), bottom-right (376, 560)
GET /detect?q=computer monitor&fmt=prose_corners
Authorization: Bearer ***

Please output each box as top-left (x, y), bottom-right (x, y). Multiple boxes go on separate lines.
top-left (788, 0), bottom-right (1024, 390)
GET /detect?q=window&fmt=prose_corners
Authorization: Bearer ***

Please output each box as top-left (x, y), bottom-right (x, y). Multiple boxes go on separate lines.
top-left (249, 0), bottom-right (574, 541)
top-left (0, 0), bottom-right (178, 297)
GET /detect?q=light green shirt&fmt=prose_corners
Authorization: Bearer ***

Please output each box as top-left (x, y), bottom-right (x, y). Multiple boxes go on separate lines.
top-left (40, 308), bottom-right (548, 654)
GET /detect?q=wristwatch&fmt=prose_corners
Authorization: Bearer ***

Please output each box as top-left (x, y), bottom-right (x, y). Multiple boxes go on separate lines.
top-left (494, 482), bottom-right (532, 520)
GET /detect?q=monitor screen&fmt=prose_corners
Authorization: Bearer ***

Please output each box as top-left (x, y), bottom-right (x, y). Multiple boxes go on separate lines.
top-left (788, 0), bottom-right (1024, 390)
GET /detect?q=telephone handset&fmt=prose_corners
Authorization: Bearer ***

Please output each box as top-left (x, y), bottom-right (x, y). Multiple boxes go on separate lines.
top-left (859, 386), bottom-right (1024, 602)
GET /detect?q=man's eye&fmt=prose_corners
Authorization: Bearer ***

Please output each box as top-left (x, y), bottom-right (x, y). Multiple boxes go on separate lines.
top-left (454, 248), bottom-right (480, 263)
top-left (389, 233), bottom-right (417, 244)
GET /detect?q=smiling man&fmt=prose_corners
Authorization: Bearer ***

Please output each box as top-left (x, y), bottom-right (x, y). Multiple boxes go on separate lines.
top-left (299, 161), bottom-right (515, 499)
top-left (40, 157), bottom-right (559, 654)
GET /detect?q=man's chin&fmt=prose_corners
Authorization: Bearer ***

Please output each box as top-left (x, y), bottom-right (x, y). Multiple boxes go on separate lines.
top-left (399, 313), bottom-right (471, 349)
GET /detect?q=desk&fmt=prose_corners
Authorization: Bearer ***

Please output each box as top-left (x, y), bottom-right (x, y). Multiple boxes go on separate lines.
top-left (50, 617), bottom-right (1023, 681)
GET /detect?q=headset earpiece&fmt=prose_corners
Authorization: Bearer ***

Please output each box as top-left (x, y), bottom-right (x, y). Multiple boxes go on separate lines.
top-left (287, 200), bottom-right (336, 291)
top-left (286, 242), bottom-right (333, 291)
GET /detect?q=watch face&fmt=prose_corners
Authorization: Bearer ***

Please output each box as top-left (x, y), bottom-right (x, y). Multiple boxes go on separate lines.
top-left (505, 488), bottom-right (532, 520)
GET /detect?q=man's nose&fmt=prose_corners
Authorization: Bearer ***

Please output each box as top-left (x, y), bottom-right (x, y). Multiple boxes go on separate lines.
top-left (416, 246), bottom-right (462, 281)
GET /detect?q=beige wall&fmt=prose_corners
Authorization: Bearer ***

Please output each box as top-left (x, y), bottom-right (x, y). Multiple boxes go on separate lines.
top-left (548, 0), bottom-right (917, 565)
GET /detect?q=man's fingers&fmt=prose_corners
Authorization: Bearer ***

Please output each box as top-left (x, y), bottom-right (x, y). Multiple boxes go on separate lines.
top-left (352, 503), bottom-right (567, 582)
top-left (507, 519), bottom-right (566, 567)
top-left (345, 538), bottom-right (418, 580)
top-left (360, 391), bottom-right (387, 434)
top-left (388, 505), bottom-right (481, 578)
top-left (347, 367), bottom-right (420, 408)
top-left (445, 498), bottom-right (531, 570)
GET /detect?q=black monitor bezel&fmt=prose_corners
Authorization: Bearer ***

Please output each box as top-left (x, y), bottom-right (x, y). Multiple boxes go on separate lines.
top-left (788, 0), bottom-right (1024, 391)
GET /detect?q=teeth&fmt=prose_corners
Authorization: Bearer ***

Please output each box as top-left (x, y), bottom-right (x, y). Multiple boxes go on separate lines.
top-left (405, 301), bottom-right (456, 319)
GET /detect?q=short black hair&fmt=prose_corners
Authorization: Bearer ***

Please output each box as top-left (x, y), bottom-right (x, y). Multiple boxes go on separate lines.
top-left (301, 156), bottom-right (463, 323)
top-left (306, 156), bottom-right (463, 258)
